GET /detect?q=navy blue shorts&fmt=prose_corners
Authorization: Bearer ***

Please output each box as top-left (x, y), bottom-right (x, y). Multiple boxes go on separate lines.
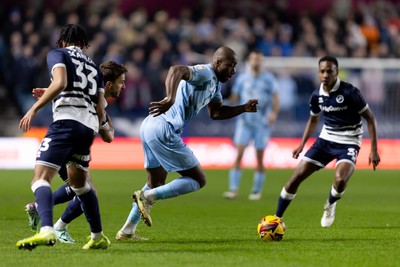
top-left (303, 138), bottom-right (360, 168)
top-left (35, 120), bottom-right (95, 172)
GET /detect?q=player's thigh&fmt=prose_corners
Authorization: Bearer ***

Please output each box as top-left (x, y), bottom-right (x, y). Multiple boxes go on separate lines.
top-left (254, 126), bottom-right (270, 150)
top-left (334, 144), bottom-right (359, 183)
top-left (303, 138), bottom-right (335, 168)
top-left (36, 121), bottom-right (75, 172)
top-left (146, 123), bottom-right (198, 172)
top-left (335, 162), bottom-right (355, 184)
top-left (32, 164), bottom-right (59, 184)
top-left (67, 165), bottom-right (88, 188)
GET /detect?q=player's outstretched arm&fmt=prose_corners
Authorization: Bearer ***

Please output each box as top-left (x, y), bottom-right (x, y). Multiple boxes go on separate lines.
top-left (207, 99), bottom-right (258, 120)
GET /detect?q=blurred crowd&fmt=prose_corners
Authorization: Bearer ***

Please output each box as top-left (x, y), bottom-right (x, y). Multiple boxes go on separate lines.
top-left (1, 0), bottom-right (399, 134)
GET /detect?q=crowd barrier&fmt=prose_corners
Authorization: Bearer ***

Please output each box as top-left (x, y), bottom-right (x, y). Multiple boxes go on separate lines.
top-left (1, 136), bottom-right (398, 170)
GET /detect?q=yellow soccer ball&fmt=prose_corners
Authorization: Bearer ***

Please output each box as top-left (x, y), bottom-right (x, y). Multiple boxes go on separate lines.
top-left (257, 215), bottom-right (286, 241)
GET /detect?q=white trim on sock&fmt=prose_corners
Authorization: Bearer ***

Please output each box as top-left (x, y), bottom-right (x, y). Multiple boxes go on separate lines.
top-left (91, 232), bottom-right (103, 241)
top-left (143, 190), bottom-right (156, 202)
top-left (71, 182), bottom-right (91, 196)
top-left (31, 179), bottom-right (51, 193)
top-left (54, 218), bottom-right (68, 231)
top-left (40, 226), bottom-right (54, 233)
top-left (121, 220), bottom-right (137, 235)
top-left (331, 185), bottom-right (345, 198)
top-left (280, 187), bottom-right (296, 200)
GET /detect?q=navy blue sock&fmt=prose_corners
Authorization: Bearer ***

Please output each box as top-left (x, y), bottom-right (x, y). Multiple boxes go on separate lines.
top-left (78, 189), bottom-right (102, 233)
top-left (275, 197), bottom-right (292, 218)
top-left (34, 186), bottom-right (54, 227)
top-left (328, 195), bottom-right (340, 204)
top-left (53, 184), bottom-right (75, 205)
top-left (61, 197), bottom-right (84, 224)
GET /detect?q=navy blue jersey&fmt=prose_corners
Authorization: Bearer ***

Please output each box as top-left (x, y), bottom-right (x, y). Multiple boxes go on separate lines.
top-left (47, 46), bottom-right (104, 132)
top-left (309, 79), bottom-right (368, 146)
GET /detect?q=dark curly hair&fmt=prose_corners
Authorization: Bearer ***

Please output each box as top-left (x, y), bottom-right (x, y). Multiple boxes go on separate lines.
top-left (56, 24), bottom-right (89, 49)
top-left (318, 56), bottom-right (339, 68)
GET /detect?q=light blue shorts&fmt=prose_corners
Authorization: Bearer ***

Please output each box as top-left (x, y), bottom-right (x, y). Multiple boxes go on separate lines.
top-left (233, 121), bottom-right (270, 150)
top-left (140, 116), bottom-right (199, 172)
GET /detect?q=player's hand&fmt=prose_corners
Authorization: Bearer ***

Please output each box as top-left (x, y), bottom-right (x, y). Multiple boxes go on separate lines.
top-left (268, 112), bottom-right (278, 124)
top-left (244, 99), bottom-right (258, 112)
top-left (149, 97), bottom-right (174, 117)
top-left (369, 150), bottom-right (380, 170)
top-left (19, 109), bottom-right (37, 132)
top-left (292, 145), bottom-right (304, 159)
top-left (32, 88), bottom-right (46, 99)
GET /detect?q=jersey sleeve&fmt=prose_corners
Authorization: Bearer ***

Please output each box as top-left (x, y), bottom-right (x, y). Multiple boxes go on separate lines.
top-left (97, 69), bottom-right (105, 94)
top-left (211, 85), bottom-right (223, 102)
top-left (47, 49), bottom-right (66, 76)
top-left (309, 92), bottom-right (321, 116)
top-left (351, 87), bottom-right (368, 114)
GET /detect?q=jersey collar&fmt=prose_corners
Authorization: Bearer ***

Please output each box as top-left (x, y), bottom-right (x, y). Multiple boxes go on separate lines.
top-left (66, 45), bottom-right (82, 53)
top-left (319, 78), bottom-right (340, 96)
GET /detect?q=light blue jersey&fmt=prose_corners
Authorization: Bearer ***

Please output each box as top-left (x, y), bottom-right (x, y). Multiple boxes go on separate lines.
top-left (232, 70), bottom-right (278, 149)
top-left (233, 70), bottom-right (278, 127)
top-left (160, 64), bottom-right (223, 133)
top-left (140, 63), bottom-right (222, 172)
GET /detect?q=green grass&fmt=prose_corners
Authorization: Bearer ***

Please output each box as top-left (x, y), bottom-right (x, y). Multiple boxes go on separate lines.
top-left (1, 169), bottom-right (399, 267)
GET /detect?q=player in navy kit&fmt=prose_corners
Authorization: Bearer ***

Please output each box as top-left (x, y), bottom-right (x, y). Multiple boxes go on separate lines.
top-left (17, 24), bottom-right (110, 250)
top-left (273, 56), bottom-right (380, 227)
top-left (25, 61), bottom-right (127, 244)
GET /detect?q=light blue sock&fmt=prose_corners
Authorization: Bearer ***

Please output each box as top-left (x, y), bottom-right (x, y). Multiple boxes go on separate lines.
top-left (251, 172), bottom-right (265, 194)
top-left (128, 184), bottom-right (151, 224)
top-left (153, 177), bottom-right (200, 200)
top-left (229, 169), bottom-right (242, 191)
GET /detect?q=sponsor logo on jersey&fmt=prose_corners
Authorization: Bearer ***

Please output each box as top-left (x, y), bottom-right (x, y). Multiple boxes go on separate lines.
top-left (319, 105), bottom-right (348, 112)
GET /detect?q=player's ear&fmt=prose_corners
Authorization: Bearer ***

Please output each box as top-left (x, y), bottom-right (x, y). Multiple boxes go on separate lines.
top-left (105, 81), bottom-right (113, 88)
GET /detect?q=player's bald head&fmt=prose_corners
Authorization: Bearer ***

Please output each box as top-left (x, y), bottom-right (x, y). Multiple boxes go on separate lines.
top-left (211, 46), bottom-right (238, 82)
top-left (212, 46), bottom-right (237, 64)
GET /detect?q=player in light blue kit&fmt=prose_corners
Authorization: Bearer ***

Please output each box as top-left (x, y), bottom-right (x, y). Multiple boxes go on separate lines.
top-left (223, 50), bottom-right (280, 201)
top-left (17, 24), bottom-right (110, 250)
top-left (116, 46), bottom-right (258, 240)
top-left (273, 56), bottom-right (380, 227)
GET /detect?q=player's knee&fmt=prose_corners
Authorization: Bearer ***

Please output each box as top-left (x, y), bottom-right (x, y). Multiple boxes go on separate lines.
top-left (148, 181), bottom-right (165, 188)
top-left (334, 175), bottom-right (347, 191)
top-left (197, 174), bottom-right (206, 188)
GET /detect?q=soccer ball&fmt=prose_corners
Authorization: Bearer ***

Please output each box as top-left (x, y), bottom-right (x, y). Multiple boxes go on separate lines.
top-left (257, 215), bottom-right (286, 241)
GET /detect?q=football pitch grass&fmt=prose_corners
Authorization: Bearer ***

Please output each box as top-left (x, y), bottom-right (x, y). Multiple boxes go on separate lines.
top-left (1, 169), bottom-right (399, 267)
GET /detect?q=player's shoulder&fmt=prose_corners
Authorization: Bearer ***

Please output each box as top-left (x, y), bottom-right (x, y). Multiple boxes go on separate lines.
top-left (192, 63), bottom-right (212, 72)
top-left (189, 63), bottom-right (215, 81)
top-left (48, 47), bottom-right (66, 57)
top-left (339, 81), bottom-right (360, 94)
